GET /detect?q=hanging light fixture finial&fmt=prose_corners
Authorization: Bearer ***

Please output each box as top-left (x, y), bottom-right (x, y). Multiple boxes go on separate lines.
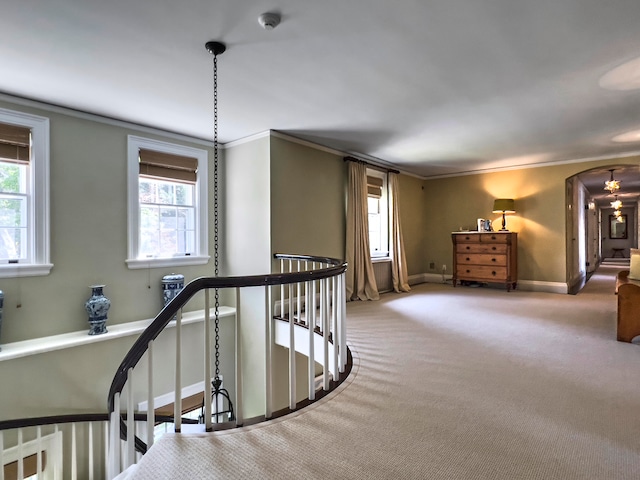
top-left (205, 41), bottom-right (226, 56)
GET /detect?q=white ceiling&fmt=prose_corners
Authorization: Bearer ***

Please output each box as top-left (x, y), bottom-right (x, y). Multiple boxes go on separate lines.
top-left (2, 0), bottom-right (640, 180)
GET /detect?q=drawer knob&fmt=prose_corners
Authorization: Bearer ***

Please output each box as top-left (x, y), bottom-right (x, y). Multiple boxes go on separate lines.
top-left (491, 236), bottom-right (497, 240)
top-left (466, 270), bottom-right (471, 273)
top-left (466, 246), bottom-right (470, 250)
top-left (492, 271), bottom-right (497, 276)
top-left (491, 258), bottom-right (496, 262)
top-left (492, 246), bottom-right (496, 251)
top-left (466, 257), bottom-right (470, 261)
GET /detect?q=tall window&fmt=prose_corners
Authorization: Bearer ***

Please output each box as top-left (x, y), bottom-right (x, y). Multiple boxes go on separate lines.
top-left (127, 136), bottom-right (208, 269)
top-left (0, 109), bottom-right (51, 278)
top-left (367, 170), bottom-right (388, 257)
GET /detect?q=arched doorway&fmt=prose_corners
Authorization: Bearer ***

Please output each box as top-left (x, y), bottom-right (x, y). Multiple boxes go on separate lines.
top-left (566, 165), bottom-right (640, 293)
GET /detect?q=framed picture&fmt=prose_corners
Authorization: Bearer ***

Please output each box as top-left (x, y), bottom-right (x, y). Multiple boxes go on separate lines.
top-left (609, 214), bottom-right (627, 239)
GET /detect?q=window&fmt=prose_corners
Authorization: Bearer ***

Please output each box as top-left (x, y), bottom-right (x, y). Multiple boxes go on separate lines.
top-left (127, 136), bottom-right (209, 269)
top-left (0, 109), bottom-right (51, 278)
top-left (367, 170), bottom-right (388, 257)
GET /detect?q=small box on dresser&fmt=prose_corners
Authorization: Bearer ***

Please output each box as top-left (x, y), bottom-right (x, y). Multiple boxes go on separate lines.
top-left (452, 232), bottom-right (518, 291)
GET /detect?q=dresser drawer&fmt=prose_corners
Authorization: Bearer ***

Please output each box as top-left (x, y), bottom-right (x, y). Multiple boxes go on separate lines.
top-left (456, 265), bottom-right (508, 281)
top-left (456, 253), bottom-right (507, 266)
top-left (479, 233), bottom-right (509, 244)
top-left (456, 243), bottom-right (508, 254)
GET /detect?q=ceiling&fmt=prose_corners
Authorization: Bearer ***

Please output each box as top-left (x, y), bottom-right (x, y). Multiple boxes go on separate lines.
top-left (2, 0), bottom-right (640, 180)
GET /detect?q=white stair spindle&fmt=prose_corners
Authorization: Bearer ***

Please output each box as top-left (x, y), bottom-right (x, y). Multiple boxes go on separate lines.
top-left (146, 341), bottom-right (154, 449)
top-left (104, 421), bottom-right (109, 480)
top-left (71, 423), bottom-right (77, 480)
top-left (308, 279), bottom-right (315, 400)
top-left (340, 272), bottom-right (347, 369)
top-left (289, 282), bottom-right (296, 410)
top-left (265, 285), bottom-right (273, 419)
top-left (0, 430), bottom-right (4, 480)
top-left (126, 368), bottom-right (135, 467)
top-left (331, 277), bottom-right (340, 381)
top-left (204, 289), bottom-right (212, 431)
top-left (296, 260), bottom-right (302, 323)
top-left (235, 287), bottom-right (243, 426)
top-left (88, 422), bottom-right (94, 480)
top-left (17, 428), bottom-right (23, 480)
top-left (323, 278), bottom-right (330, 391)
top-left (110, 395), bottom-right (121, 479)
top-left (174, 308), bottom-right (182, 432)
top-left (36, 426), bottom-right (42, 480)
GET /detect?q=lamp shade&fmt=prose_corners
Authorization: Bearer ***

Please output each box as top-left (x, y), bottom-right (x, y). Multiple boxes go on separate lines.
top-left (492, 198), bottom-right (515, 213)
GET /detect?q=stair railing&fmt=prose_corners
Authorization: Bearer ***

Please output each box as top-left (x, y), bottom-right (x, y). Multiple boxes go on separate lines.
top-left (106, 254), bottom-right (348, 479)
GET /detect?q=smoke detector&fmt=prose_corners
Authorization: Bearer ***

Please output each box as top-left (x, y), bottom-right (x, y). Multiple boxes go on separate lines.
top-left (258, 12), bottom-right (281, 30)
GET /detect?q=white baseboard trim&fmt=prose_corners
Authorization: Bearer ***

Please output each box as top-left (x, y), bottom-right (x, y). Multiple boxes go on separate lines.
top-left (408, 273), bottom-right (567, 294)
top-left (517, 280), bottom-right (568, 294)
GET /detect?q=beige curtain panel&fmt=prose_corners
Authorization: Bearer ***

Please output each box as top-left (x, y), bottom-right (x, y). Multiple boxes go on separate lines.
top-left (346, 161), bottom-right (379, 301)
top-left (389, 173), bottom-right (411, 293)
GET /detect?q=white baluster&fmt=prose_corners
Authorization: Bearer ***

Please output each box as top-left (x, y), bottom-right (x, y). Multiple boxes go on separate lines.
top-left (332, 275), bottom-right (339, 381)
top-left (265, 285), bottom-right (273, 419)
top-left (296, 260), bottom-right (302, 324)
top-left (88, 422), bottom-right (94, 480)
top-left (36, 426), bottom-right (42, 480)
top-left (235, 287), bottom-right (243, 426)
top-left (71, 423), bottom-right (77, 480)
top-left (146, 341), bottom-right (154, 449)
top-left (289, 282), bottom-right (296, 410)
top-left (0, 430), bottom-right (4, 480)
top-left (104, 421), bottom-right (109, 480)
top-left (204, 289), bottom-right (212, 432)
top-left (54, 425), bottom-right (60, 480)
top-left (111, 392), bottom-right (121, 477)
top-left (126, 368), bottom-right (135, 467)
top-left (174, 309), bottom-right (182, 432)
top-left (323, 277), bottom-right (330, 391)
top-left (307, 279), bottom-right (315, 400)
top-left (17, 428), bottom-right (23, 480)
top-left (339, 272), bottom-right (347, 371)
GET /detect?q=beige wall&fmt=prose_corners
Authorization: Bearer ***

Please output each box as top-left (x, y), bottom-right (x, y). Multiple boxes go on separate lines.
top-left (0, 99), bottom-right (224, 420)
top-left (269, 135), bottom-right (347, 261)
top-left (422, 156), bottom-right (640, 285)
top-left (397, 174), bottom-right (428, 276)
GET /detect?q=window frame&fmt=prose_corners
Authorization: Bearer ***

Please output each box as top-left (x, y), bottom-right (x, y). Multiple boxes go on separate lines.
top-left (126, 135), bottom-right (209, 269)
top-left (366, 168), bottom-right (389, 259)
top-left (0, 108), bottom-right (51, 278)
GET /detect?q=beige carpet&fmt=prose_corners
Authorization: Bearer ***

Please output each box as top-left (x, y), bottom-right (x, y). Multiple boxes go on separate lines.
top-left (124, 265), bottom-right (640, 479)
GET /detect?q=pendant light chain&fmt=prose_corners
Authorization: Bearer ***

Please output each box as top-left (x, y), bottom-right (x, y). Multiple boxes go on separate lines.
top-left (213, 49), bottom-right (221, 381)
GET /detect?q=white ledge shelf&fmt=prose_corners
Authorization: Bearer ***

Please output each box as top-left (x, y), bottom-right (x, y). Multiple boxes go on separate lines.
top-left (0, 306), bottom-right (236, 362)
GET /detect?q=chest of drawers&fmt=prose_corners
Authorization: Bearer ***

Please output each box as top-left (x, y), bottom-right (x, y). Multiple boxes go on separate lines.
top-left (451, 232), bottom-right (517, 291)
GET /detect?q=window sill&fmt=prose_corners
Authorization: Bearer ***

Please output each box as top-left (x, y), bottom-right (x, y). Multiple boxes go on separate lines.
top-left (0, 306), bottom-right (235, 362)
top-left (126, 256), bottom-right (210, 270)
top-left (371, 256), bottom-right (390, 263)
top-left (0, 263), bottom-right (53, 278)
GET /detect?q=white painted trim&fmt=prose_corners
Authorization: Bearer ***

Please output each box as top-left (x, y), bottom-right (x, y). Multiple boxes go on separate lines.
top-left (517, 280), bottom-right (568, 294)
top-left (409, 272), bottom-right (567, 293)
top-left (0, 306), bottom-right (235, 362)
top-left (2, 430), bottom-right (63, 479)
top-left (136, 377), bottom-right (222, 412)
top-left (0, 108), bottom-right (52, 277)
top-left (125, 255), bottom-right (210, 269)
top-left (223, 130), bottom-right (271, 149)
top-left (126, 136), bottom-right (208, 269)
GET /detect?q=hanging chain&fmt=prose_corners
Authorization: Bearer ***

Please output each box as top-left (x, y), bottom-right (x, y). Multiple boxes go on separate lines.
top-left (213, 51), bottom-right (221, 382)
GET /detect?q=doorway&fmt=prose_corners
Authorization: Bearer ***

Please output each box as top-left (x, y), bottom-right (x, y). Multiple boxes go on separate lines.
top-left (566, 165), bottom-right (640, 293)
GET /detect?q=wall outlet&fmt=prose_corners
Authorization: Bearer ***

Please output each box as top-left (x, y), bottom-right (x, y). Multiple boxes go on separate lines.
top-left (442, 264), bottom-right (447, 272)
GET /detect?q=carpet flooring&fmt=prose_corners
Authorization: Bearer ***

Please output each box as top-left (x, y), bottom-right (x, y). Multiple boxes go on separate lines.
top-left (124, 265), bottom-right (640, 479)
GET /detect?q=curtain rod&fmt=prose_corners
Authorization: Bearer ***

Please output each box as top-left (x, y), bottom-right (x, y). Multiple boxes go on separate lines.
top-left (343, 156), bottom-right (400, 174)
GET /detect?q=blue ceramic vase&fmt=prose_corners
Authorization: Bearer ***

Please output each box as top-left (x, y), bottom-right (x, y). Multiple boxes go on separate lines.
top-left (85, 285), bottom-right (110, 335)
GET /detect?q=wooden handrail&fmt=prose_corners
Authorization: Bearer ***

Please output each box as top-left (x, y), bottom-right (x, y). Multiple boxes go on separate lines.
top-left (108, 255), bottom-right (346, 412)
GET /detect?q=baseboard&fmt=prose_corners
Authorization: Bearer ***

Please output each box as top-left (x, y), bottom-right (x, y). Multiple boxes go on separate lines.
top-left (408, 273), bottom-right (567, 294)
top-left (517, 280), bottom-right (568, 294)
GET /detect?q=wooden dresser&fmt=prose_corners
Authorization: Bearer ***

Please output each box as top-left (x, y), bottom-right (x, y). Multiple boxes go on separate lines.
top-left (452, 232), bottom-right (518, 291)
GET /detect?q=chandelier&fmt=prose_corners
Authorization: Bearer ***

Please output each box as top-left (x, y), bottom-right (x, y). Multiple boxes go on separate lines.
top-left (610, 195), bottom-right (623, 210)
top-left (604, 169), bottom-right (621, 193)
